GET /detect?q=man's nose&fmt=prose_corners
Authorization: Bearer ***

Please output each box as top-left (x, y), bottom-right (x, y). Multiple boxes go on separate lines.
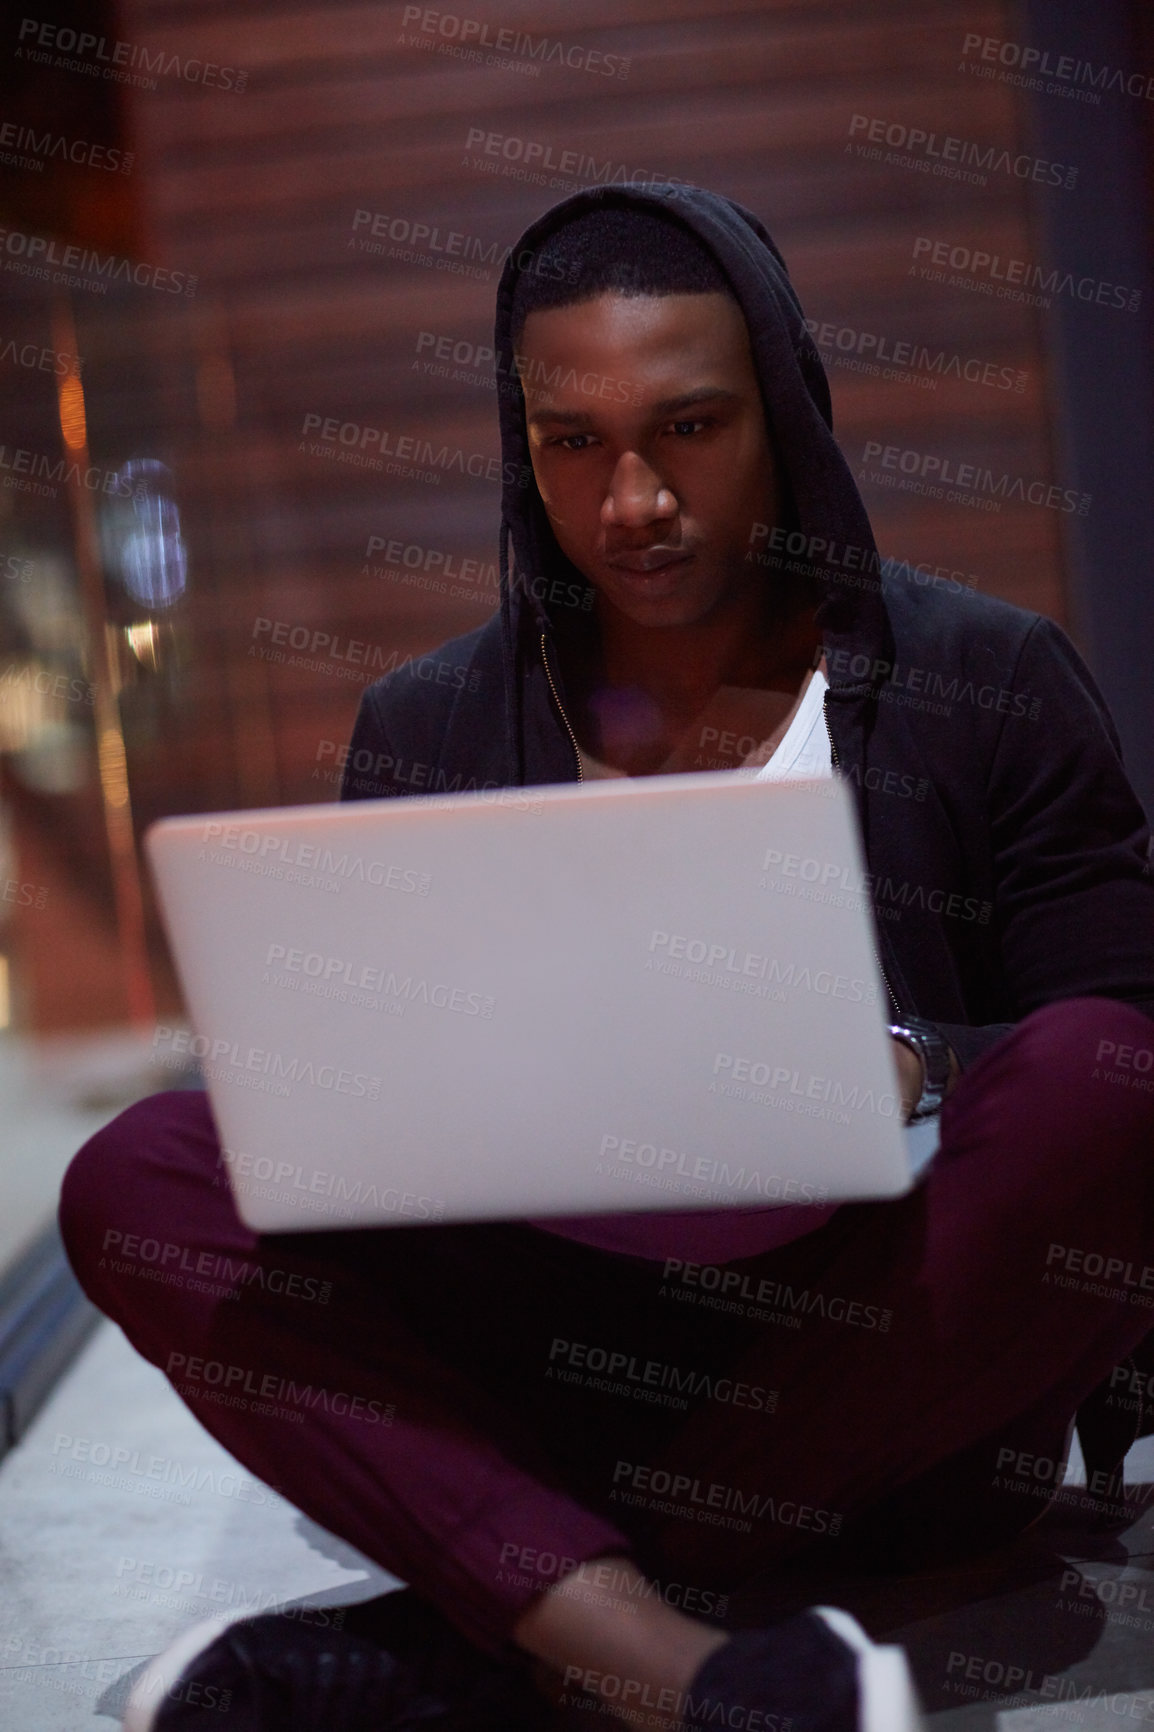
top-left (601, 450), bottom-right (677, 529)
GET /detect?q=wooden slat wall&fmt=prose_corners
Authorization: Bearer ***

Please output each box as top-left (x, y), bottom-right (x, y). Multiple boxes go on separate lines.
top-left (3, 0), bottom-right (1077, 1020)
top-left (47, 0), bottom-right (1062, 824)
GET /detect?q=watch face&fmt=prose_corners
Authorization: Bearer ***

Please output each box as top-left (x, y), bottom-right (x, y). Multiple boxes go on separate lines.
top-left (899, 1019), bottom-right (949, 1061)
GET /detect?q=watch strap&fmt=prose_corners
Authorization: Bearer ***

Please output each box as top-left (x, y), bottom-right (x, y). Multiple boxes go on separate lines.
top-left (887, 1016), bottom-right (953, 1121)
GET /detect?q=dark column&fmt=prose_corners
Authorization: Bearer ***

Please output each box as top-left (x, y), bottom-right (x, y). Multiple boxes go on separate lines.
top-left (1019, 0), bottom-right (1154, 822)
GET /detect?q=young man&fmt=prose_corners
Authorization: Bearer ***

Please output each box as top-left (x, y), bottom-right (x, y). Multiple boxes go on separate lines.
top-left (62, 187), bottom-right (1154, 1732)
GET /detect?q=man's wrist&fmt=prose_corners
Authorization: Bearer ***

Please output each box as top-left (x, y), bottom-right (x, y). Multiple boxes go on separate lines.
top-left (888, 1018), bottom-right (955, 1121)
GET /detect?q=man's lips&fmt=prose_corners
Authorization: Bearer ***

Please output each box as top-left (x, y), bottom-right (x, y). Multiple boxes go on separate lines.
top-left (604, 548), bottom-right (692, 574)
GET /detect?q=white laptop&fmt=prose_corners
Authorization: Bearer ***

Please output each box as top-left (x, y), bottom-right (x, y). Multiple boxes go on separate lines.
top-left (145, 772), bottom-right (937, 1233)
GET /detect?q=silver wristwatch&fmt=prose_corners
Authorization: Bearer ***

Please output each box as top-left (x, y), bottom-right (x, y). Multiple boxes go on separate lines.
top-left (887, 1016), bottom-right (954, 1122)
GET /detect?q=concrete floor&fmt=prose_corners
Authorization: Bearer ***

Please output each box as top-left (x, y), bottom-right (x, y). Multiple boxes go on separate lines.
top-left (733, 1429), bottom-right (1154, 1729)
top-left (0, 1025), bottom-right (398, 1728)
top-left (0, 1031), bottom-right (137, 1273)
top-left (0, 1321), bottom-right (397, 1728)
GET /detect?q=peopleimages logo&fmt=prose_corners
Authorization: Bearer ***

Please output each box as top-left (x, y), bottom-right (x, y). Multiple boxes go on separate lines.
top-left (860, 438), bottom-right (1091, 517)
top-left (847, 112), bottom-right (1077, 189)
top-left (113, 1557), bottom-right (347, 1631)
top-left (53, 1435), bottom-right (284, 1506)
top-left (821, 648), bottom-right (1040, 722)
top-left (153, 1028), bottom-right (382, 1101)
top-left (711, 1052), bottom-right (900, 1121)
top-left (1, 661), bottom-right (93, 711)
top-left (747, 523), bottom-right (981, 599)
top-left (661, 1258), bottom-right (893, 1333)
top-left (413, 326), bottom-right (644, 406)
top-left (611, 1458), bottom-right (841, 1537)
top-left (760, 846), bottom-right (994, 924)
top-left (98, 1228), bottom-right (331, 1305)
top-left (218, 1146), bottom-right (446, 1224)
top-left (16, 16), bottom-right (248, 92)
top-left (299, 410), bottom-right (528, 489)
top-left (560, 1662), bottom-right (789, 1732)
top-left (165, 1353), bottom-right (395, 1426)
top-left (349, 208), bottom-right (577, 285)
top-left (0, 224), bottom-right (196, 297)
top-left (596, 1133), bottom-right (827, 1204)
top-left (942, 1646), bottom-right (1154, 1716)
top-left (1, 552), bottom-right (35, 584)
top-left (495, 1545), bottom-right (727, 1619)
top-left (649, 930), bottom-right (879, 1004)
top-left (547, 1337), bottom-right (778, 1415)
top-left (911, 234), bottom-right (1141, 313)
top-left (197, 819), bottom-right (431, 893)
top-left (804, 316), bottom-right (1025, 393)
top-left (0, 443), bottom-right (145, 502)
top-left (250, 615), bottom-right (480, 692)
top-left (363, 533), bottom-right (498, 595)
top-left (0, 121), bottom-right (133, 175)
top-left (960, 32), bottom-right (1154, 104)
top-left (399, 6), bottom-right (631, 79)
top-left (0, 335), bottom-right (83, 377)
top-left (462, 127), bottom-right (687, 192)
top-left (315, 737), bottom-right (547, 810)
top-left (262, 941), bottom-right (496, 1019)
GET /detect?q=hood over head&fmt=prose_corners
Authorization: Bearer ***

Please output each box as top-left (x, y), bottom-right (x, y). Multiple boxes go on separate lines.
top-left (491, 183), bottom-right (894, 770)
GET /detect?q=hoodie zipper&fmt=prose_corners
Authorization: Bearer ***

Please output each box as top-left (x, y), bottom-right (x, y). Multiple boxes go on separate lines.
top-left (541, 631), bottom-right (584, 782)
top-left (823, 693), bottom-right (900, 1018)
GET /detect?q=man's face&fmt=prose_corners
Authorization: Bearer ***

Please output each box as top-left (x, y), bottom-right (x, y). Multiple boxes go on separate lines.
top-left (518, 290), bottom-right (782, 628)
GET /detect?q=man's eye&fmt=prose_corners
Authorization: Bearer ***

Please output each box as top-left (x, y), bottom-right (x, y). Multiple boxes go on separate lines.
top-left (552, 433), bottom-right (595, 451)
top-left (668, 419), bottom-right (708, 437)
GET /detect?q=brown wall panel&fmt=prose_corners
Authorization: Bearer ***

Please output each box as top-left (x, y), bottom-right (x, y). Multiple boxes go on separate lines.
top-left (1, 0), bottom-right (1085, 1020)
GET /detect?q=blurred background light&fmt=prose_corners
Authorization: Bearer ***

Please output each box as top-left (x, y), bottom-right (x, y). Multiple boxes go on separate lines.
top-left (106, 459), bottom-right (188, 610)
top-left (57, 372), bottom-right (87, 452)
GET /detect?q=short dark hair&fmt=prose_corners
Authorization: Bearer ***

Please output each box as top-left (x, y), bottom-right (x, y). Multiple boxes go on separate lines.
top-left (510, 207), bottom-right (735, 343)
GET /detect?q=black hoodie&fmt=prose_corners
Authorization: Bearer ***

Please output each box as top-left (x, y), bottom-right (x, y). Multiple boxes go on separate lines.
top-left (342, 183), bottom-right (1154, 1076)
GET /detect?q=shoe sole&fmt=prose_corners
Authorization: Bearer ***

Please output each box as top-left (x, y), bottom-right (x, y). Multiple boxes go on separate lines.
top-left (813, 1607), bottom-right (925, 1732)
top-left (123, 1613), bottom-right (243, 1731)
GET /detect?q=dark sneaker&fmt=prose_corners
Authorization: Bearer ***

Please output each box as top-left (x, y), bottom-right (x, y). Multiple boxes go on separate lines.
top-left (679, 1606), bottom-right (924, 1732)
top-left (122, 1590), bottom-right (555, 1730)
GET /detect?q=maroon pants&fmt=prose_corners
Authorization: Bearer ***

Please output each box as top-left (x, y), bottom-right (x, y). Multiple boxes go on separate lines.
top-left (60, 998), bottom-right (1154, 1655)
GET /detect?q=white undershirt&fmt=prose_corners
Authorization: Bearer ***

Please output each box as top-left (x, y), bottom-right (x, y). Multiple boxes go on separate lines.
top-left (749, 667), bottom-right (833, 781)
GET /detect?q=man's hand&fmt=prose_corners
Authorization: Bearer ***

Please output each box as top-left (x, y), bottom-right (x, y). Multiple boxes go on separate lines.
top-left (891, 1037), bottom-right (924, 1123)
top-left (891, 1035), bottom-right (961, 1123)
